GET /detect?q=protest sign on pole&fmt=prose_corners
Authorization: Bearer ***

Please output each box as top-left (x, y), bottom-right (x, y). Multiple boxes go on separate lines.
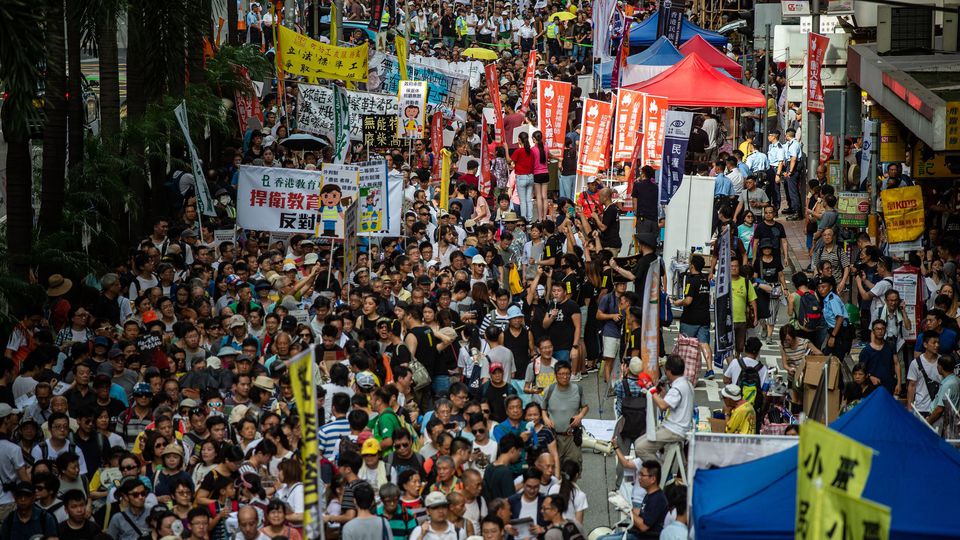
top-left (657, 0), bottom-right (685, 45)
top-left (659, 110), bottom-right (694, 204)
top-left (234, 66), bottom-right (263, 136)
top-left (332, 85), bottom-right (351, 163)
top-left (431, 112), bottom-right (444, 178)
top-left (368, 53), bottom-right (471, 118)
top-left (639, 257), bottom-right (662, 378)
top-left (713, 224), bottom-right (734, 370)
top-left (806, 33), bottom-right (829, 113)
top-left (441, 149), bottom-right (452, 210)
top-left (536, 79), bottom-right (572, 158)
top-left (395, 35), bottom-right (409, 80)
top-left (593, 0), bottom-right (617, 62)
top-left (357, 160), bottom-right (390, 235)
top-left (642, 94), bottom-right (669, 169)
top-left (520, 51), bottom-right (537, 113)
top-left (362, 115), bottom-right (404, 153)
top-left (397, 80), bottom-right (428, 139)
top-left (174, 101), bottom-right (217, 218)
top-left (480, 117), bottom-right (492, 197)
top-left (612, 89), bottom-right (646, 161)
top-left (277, 26), bottom-right (368, 82)
top-left (320, 163), bottom-right (360, 200)
top-left (485, 64), bottom-right (505, 143)
top-left (237, 165), bottom-right (322, 234)
top-left (287, 348), bottom-right (321, 540)
top-left (576, 98), bottom-right (615, 176)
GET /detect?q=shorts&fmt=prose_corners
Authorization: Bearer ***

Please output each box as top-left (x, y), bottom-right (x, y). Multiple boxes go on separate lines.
top-left (534, 172), bottom-right (550, 184)
top-left (602, 336), bottom-right (621, 358)
top-left (679, 323), bottom-right (710, 344)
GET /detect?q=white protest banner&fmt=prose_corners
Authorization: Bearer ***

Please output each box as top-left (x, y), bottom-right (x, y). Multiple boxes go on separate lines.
top-left (383, 170), bottom-right (403, 237)
top-left (173, 101), bottom-right (217, 218)
top-left (332, 85), bottom-right (351, 163)
top-left (397, 81), bottom-right (428, 139)
top-left (356, 161), bottom-right (390, 235)
top-left (320, 163), bottom-right (359, 199)
top-left (369, 53), bottom-right (471, 116)
top-left (237, 165), bottom-right (322, 234)
top-left (289, 309), bottom-right (310, 325)
top-left (298, 85), bottom-right (396, 139)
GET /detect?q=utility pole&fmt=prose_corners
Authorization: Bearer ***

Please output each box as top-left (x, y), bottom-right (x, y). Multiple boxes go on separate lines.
top-left (806, 0), bottom-right (821, 180)
top-left (762, 24), bottom-right (771, 151)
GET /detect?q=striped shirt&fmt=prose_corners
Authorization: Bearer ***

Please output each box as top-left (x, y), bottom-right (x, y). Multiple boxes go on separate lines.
top-left (377, 506), bottom-right (417, 540)
top-left (318, 417), bottom-right (351, 461)
top-left (479, 309), bottom-right (512, 335)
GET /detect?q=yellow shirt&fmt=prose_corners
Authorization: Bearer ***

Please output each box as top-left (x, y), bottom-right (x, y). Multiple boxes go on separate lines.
top-left (738, 140), bottom-right (753, 158)
top-left (726, 401), bottom-right (756, 434)
top-left (730, 276), bottom-right (757, 323)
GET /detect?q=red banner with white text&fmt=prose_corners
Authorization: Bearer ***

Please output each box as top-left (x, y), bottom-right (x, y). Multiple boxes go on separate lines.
top-left (577, 98), bottom-right (615, 176)
top-left (642, 94), bottom-right (668, 169)
top-left (235, 66), bottom-right (263, 135)
top-left (485, 64), bottom-right (505, 144)
top-left (431, 112), bottom-right (443, 178)
top-left (537, 79), bottom-right (572, 159)
top-left (612, 89), bottom-right (645, 162)
top-left (807, 32), bottom-right (829, 113)
top-left (520, 51), bottom-right (537, 114)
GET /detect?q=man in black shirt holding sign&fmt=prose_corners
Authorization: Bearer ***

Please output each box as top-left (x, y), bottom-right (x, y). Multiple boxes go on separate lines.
top-left (592, 187), bottom-right (622, 255)
top-left (673, 255), bottom-right (713, 369)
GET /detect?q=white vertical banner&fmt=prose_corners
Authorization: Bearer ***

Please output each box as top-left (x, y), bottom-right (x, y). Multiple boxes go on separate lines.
top-left (860, 119), bottom-right (875, 185)
top-left (174, 101), bottom-right (216, 217)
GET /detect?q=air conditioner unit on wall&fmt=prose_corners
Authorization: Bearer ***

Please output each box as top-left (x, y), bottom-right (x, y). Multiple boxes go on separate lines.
top-left (876, 5), bottom-right (934, 54)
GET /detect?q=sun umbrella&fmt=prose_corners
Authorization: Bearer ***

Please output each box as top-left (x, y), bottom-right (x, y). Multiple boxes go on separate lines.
top-left (549, 11), bottom-right (575, 21)
top-left (461, 47), bottom-right (500, 61)
top-left (280, 133), bottom-right (330, 151)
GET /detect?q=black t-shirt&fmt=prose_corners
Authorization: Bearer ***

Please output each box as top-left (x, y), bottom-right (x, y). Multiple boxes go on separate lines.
top-left (58, 521), bottom-right (102, 540)
top-left (440, 14), bottom-right (456, 36)
top-left (548, 299), bottom-right (580, 350)
top-left (631, 180), bottom-right (659, 221)
top-left (679, 273), bottom-right (711, 326)
top-left (384, 343), bottom-right (411, 373)
top-left (503, 326), bottom-right (531, 377)
top-left (753, 221), bottom-right (786, 262)
top-left (559, 272), bottom-right (580, 305)
top-left (688, 127), bottom-right (709, 153)
top-left (632, 488), bottom-right (668, 537)
top-left (600, 205), bottom-right (622, 248)
top-left (525, 301), bottom-right (549, 345)
top-left (632, 253), bottom-right (658, 294)
top-left (756, 257), bottom-right (783, 285)
top-left (483, 383), bottom-right (512, 423)
top-left (409, 326), bottom-right (439, 372)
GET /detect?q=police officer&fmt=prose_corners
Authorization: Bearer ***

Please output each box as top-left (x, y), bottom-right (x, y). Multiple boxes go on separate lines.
top-left (765, 130), bottom-right (785, 217)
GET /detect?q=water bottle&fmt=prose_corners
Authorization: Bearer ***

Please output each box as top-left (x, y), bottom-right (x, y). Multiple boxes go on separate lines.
top-left (693, 407), bottom-right (700, 432)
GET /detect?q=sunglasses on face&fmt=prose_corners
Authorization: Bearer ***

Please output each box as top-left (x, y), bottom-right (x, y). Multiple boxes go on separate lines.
top-left (121, 464), bottom-right (139, 471)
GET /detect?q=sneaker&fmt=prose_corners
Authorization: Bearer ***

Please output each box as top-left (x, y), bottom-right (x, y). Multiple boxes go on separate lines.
top-left (766, 336), bottom-right (774, 345)
top-left (704, 370), bottom-right (716, 380)
top-left (606, 387), bottom-right (617, 397)
top-left (786, 215), bottom-right (803, 221)
top-left (571, 373), bottom-right (583, 382)
top-left (585, 365), bottom-right (600, 374)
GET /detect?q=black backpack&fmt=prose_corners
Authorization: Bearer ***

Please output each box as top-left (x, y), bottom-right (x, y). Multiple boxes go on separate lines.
top-left (555, 521), bottom-right (586, 540)
top-left (619, 376), bottom-right (647, 440)
top-left (795, 290), bottom-right (824, 331)
top-left (736, 357), bottom-right (764, 418)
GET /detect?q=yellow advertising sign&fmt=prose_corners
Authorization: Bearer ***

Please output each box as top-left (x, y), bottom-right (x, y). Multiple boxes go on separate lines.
top-left (277, 25), bottom-right (368, 82)
top-left (440, 149), bottom-right (452, 210)
top-left (947, 101), bottom-right (960, 151)
top-left (913, 139), bottom-right (960, 179)
top-left (288, 348), bottom-right (322, 539)
top-left (879, 185), bottom-right (924, 243)
top-left (811, 486), bottom-right (892, 540)
top-left (795, 421), bottom-right (875, 540)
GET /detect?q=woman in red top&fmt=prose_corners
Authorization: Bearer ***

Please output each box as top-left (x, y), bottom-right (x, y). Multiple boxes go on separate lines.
top-left (531, 131), bottom-right (551, 221)
top-left (510, 132), bottom-right (535, 220)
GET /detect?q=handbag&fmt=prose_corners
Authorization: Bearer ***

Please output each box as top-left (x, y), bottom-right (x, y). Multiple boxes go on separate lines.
top-left (915, 357), bottom-right (941, 400)
top-left (408, 358), bottom-right (433, 390)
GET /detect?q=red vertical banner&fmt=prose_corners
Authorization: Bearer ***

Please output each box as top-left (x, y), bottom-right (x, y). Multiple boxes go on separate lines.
top-left (807, 32), bottom-right (829, 113)
top-left (641, 94), bottom-right (668, 169)
top-left (536, 79), bottom-right (572, 159)
top-left (576, 98), bottom-right (615, 176)
top-left (610, 19), bottom-right (631, 91)
top-left (480, 117), bottom-right (492, 197)
top-left (235, 67), bottom-right (263, 135)
top-left (520, 51), bottom-right (537, 114)
top-left (485, 64), bottom-right (505, 144)
top-left (431, 112), bottom-right (444, 178)
top-left (612, 89), bottom-right (645, 162)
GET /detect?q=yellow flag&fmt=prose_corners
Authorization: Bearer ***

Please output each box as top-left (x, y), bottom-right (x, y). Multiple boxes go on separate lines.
top-left (879, 185), bottom-right (924, 243)
top-left (795, 421), bottom-right (875, 540)
top-left (808, 486), bottom-right (891, 540)
top-left (440, 149), bottom-right (452, 210)
top-left (287, 348), bottom-right (321, 539)
top-left (395, 35), bottom-right (409, 81)
top-left (330, 2), bottom-right (338, 44)
top-left (277, 25), bottom-right (368, 82)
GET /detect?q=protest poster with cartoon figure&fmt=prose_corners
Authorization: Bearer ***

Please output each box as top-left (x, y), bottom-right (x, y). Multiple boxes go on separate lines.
top-left (397, 80), bottom-right (428, 139)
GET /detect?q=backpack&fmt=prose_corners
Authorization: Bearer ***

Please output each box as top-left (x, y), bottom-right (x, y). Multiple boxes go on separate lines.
top-left (736, 357), bottom-right (764, 418)
top-left (795, 290), bottom-right (824, 331)
top-left (338, 434), bottom-right (362, 456)
top-left (555, 521), bottom-right (586, 540)
top-left (165, 170), bottom-right (194, 212)
top-left (464, 354), bottom-right (486, 398)
top-left (618, 376), bottom-right (647, 440)
top-left (38, 441), bottom-right (77, 461)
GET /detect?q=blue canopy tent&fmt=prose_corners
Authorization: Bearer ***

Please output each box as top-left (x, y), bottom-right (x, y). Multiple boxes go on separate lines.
top-left (693, 389), bottom-right (960, 539)
top-left (593, 36), bottom-right (684, 88)
top-left (628, 14), bottom-right (728, 48)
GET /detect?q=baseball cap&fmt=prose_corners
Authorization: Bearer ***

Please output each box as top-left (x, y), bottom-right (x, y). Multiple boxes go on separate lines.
top-left (226, 274), bottom-right (243, 286)
top-left (93, 336), bottom-right (112, 348)
top-left (12, 481), bottom-right (35, 496)
top-left (721, 384), bottom-right (743, 401)
top-left (218, 346), bottom-right (240, 357)
top-left (133, 382), bottom-right (152, 396)
top-left (228, 314), bottom-right (247, 329)
top-left (355, 372), bottom-right (377, 390)
top-left (0, 403), bottom-right (22, 419)
top-left (507, 305), bottom-right (524, 319)
top-left (424, 491), bottom-right (449, 508)
top-left (361, 438), bottom-right (381, 455)
top-left (93, 374), bottom-right (112, 387)
top-left (490, 362), bottom-right (504, 373)
top-left (304, 253), bottom-right (320, 266)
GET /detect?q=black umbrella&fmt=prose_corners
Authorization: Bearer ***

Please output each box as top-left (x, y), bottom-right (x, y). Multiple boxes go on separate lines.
top-left (280, 133), bottom-right (330, 151)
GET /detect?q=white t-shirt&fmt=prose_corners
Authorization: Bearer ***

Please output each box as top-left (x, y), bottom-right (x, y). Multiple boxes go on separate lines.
top-left (277, 482), bottom-right (304, 513)
top-left (470, 437), bottom-right (498, 472)
top-left (661, 377), bottom-right (694, 437)
top-left (31, 438), bottom-right (89, 475)
top-left (129, 275), bottom-right (159, 299)
top-left (547, 483), bottom-right (589, 522)
top-left (519, 495), bottom-right (539, 521)
top-left (723, 356), bottom-right (769, 387)
top-left (0, 439), bottom-right (26, 504)
top-left (869, 278), bottom-right (894, 321)
top-left (907, 355), bottom-right (943, 413)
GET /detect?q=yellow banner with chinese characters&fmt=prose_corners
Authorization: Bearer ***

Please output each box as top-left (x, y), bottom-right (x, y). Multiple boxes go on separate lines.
top-left (795, 420), bottom-right (875, 540)
top-left (440, 149), bottom-right (452, 210)
top-left (395, 35), bottom-right (409, 81)
top-left (880, 185), bottom-right (924, 243)
top-left (812, 486), bottom-right (891, 540)
top-left (287, 348), bottom-right (321, 539)
top-left (277, 25), bottom-right (368, 82)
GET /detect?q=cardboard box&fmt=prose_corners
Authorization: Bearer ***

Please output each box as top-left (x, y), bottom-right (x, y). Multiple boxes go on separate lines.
top-left (709, 418), bottom-right (727, 433)
top-left (801, 355), bottom-right (843, 423)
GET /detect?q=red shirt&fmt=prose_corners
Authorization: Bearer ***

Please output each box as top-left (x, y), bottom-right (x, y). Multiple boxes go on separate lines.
top-left (511, 147), bottom-right (534, 175)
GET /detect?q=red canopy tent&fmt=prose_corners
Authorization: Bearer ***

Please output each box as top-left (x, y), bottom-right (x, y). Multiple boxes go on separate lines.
top-left (623, 53), bottom-right (765, 107)
top-left (679, 34), bottom-right (744, 79)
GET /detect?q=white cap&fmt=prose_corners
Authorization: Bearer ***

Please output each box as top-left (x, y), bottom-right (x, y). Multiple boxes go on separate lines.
top-left (471, 254), bottom-right (487, 265)
top-left (629, 356), bottom-right (643, 376)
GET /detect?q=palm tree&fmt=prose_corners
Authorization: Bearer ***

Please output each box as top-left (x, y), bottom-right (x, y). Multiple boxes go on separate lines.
top-left (39, 0), bottom-right (69, 235)
top-left (95, 0), bottom-right (122, 145)
top-left (66, 0), bottom-right (84, 167)
top-left (0, 1), bottom-right (45, 276)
